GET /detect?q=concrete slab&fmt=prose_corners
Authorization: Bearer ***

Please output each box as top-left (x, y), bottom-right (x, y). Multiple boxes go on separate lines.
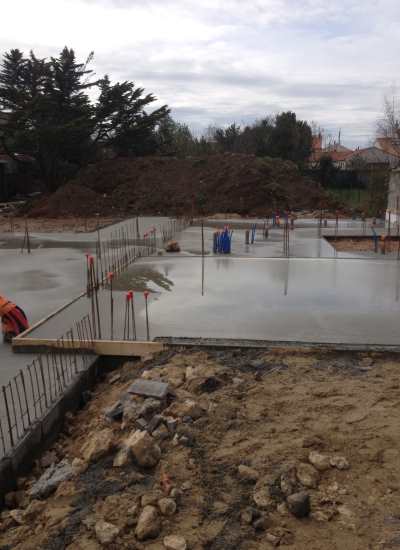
top-left (127, 379), bottom-right (169, 399)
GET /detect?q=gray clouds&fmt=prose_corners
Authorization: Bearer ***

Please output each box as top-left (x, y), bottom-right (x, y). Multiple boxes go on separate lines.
top-left (1, 0), bottom-right (400, 146)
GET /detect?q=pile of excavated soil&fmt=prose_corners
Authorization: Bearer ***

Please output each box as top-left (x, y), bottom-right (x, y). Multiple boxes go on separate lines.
top-left (29, 155), bottom-right (326, 218)
top-left (2, 347), bottom-right (400, 549)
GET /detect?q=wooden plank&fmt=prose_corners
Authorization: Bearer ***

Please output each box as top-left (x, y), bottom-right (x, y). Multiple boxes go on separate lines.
top-left (12, 337), bottom-right (164, 357)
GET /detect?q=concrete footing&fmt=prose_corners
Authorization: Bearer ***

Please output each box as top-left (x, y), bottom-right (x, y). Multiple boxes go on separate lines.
top-left (0, 358), bottom-right (101, 501)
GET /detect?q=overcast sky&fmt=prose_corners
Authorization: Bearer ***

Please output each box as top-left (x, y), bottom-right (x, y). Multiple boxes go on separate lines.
top-left (1, 0), bottom-right (399, 147)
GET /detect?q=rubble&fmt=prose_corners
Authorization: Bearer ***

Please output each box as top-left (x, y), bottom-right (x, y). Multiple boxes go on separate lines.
top-left (29, 459), bottom-right (74, 499)
top-left (1, 347), bottom-right (399, 550)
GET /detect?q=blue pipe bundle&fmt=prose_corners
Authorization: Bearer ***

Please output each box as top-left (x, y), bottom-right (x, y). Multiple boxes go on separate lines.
top-left (213, 227), bottom-right (232, 254)
top-left (251, 224), bottom-right (256, 244)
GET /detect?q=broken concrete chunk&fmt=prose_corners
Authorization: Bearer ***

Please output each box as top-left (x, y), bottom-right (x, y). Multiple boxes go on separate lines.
top-left (29, 460), bottom-right (74, 499)
top-left (128, 379), bottom-right (169, 400)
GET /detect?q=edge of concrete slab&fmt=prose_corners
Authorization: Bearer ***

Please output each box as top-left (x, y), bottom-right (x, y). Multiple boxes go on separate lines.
top-left (155, 336), bottom-right (400, 353)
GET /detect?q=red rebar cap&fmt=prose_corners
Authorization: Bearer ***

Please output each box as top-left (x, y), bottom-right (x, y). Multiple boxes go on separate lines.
top-left (107, 271), bottom-right (114, 280)
top-left (144, 290), bottom-right (150, 299)
top-left (126, 291), bottom-right (133, 301)
top-left (89, 256), bottom-right (94, 265)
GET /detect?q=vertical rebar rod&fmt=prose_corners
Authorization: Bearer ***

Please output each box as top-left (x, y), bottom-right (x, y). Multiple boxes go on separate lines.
top-left (19, 370), bottom-right (32, 427)
top-left (2, 385), bottom-right (14, 447)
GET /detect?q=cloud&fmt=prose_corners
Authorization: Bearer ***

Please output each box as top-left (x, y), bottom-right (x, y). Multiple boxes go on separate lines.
top-left (1, 0), bottom-right (399, 146)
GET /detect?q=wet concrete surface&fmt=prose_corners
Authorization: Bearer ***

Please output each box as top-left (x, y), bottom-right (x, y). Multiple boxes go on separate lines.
top-left (0, 216), bottom-right (172, 378)
top-left (28, 255), bottom-right (400, 346)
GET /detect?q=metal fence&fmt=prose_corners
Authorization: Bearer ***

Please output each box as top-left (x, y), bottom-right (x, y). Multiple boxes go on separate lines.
top-left (0, 314), bottom-right (95, 458)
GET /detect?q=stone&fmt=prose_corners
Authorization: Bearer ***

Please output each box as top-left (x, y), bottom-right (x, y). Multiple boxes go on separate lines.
top-left (95, 520), bottom-right (120, 545)
top-left (140, 399), bottom-right (163, 419)
top-left (152, 424), bottom-right (169, 441)
top-left (147, 414), bottom-right (163, 433)
top-left (158, 497), bottom-right (176, 516)
top-left (188, 376), bottom-right (222, 394)
top-left (30, 459), bottom-right (74, 499)
top-left (168, 399), bottom-right (205, 420)
top-left (104, 400), bottom-right (124, 421)
top-left (81, 428), bottom-right (114, 462)
top-left (296, 463), bottom-right (320, 489)
top-left (163, 534), bottom-right (187, 550)
top-left (123, 430), bottom-right (161, 468)
top-left (128, 379), bottom-right (169, 400)
top-left (113, 446), bottom-right (131, 468)
top-left (164, 416), bottom-right (178, 433)
top-left (253, 482), bottom-right (274, 510)
top-left (287, 492), bottom-right (310, 518)
top-left (135, 505), bottom-right (161, 541)
top-left (330, 455), bottom-right (350, 470)
top-left (308, 450), bottom-right (330, 471)
top-left (238, 464), bottom-right (259, 483)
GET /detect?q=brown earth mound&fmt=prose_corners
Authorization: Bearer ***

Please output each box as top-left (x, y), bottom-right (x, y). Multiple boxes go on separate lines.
top-left (29, 154), bottom-right (326, 218)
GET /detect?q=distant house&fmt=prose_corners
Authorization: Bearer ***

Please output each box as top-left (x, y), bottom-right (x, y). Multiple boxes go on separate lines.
top-left (374, 137), bottom-right (400, 159)
top-left (309, 133), bottom-right (353, 169)
top-left (345, 146), bottom-right (400, 170)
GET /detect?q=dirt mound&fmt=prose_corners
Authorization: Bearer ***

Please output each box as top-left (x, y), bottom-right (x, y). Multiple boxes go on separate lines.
top-left (29, 183), bottom-right (110, 218)
top-left (29, 154), bottom-right (327, 217)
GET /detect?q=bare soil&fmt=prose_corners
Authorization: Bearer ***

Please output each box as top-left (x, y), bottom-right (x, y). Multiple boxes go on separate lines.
top-left (1, 347), bottom-right (400, 549)
top-left (0, 215), bottom-right (121, 234)
top-left (331, 237), bottom-right (399, 254)
top-left (27, 155), bottom-right (327, 218)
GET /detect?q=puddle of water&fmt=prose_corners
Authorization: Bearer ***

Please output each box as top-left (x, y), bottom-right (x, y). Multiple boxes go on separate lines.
top-left (26, 256), bottom-right (400, 346)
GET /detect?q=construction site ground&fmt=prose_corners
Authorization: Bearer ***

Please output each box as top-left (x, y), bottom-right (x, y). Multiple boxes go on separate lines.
top-left (1, 346), bottom-right (400, 549)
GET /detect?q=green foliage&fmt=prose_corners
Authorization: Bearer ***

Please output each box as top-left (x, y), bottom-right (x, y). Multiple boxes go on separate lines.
top-left (207, 112), bottom-right (312, 165)
top-left (0, 47), bottom-right (169, 190)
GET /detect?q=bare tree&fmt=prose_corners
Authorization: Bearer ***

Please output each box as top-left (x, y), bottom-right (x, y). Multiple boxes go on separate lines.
top-left (376, 93), bottom-right (400, 138)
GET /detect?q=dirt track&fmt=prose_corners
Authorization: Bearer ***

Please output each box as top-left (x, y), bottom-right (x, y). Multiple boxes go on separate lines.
top-left (1, 347), bottom-right (400, 549)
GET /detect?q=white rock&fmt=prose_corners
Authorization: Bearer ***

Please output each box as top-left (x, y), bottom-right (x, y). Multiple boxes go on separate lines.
top-left (308, 450), bottom-right (330, 471)
top-left (81, 428), bottom-right (114, 462)
top-left (164, 534), bottom-right (187, 550)
top-left (122, 430), bottom-right (161, 468)
top-left (95, 520), bottom-right (120, 545)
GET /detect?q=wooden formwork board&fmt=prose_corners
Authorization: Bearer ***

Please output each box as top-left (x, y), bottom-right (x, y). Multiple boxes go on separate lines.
top-left (12, 337), bottom-right (164, 358)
